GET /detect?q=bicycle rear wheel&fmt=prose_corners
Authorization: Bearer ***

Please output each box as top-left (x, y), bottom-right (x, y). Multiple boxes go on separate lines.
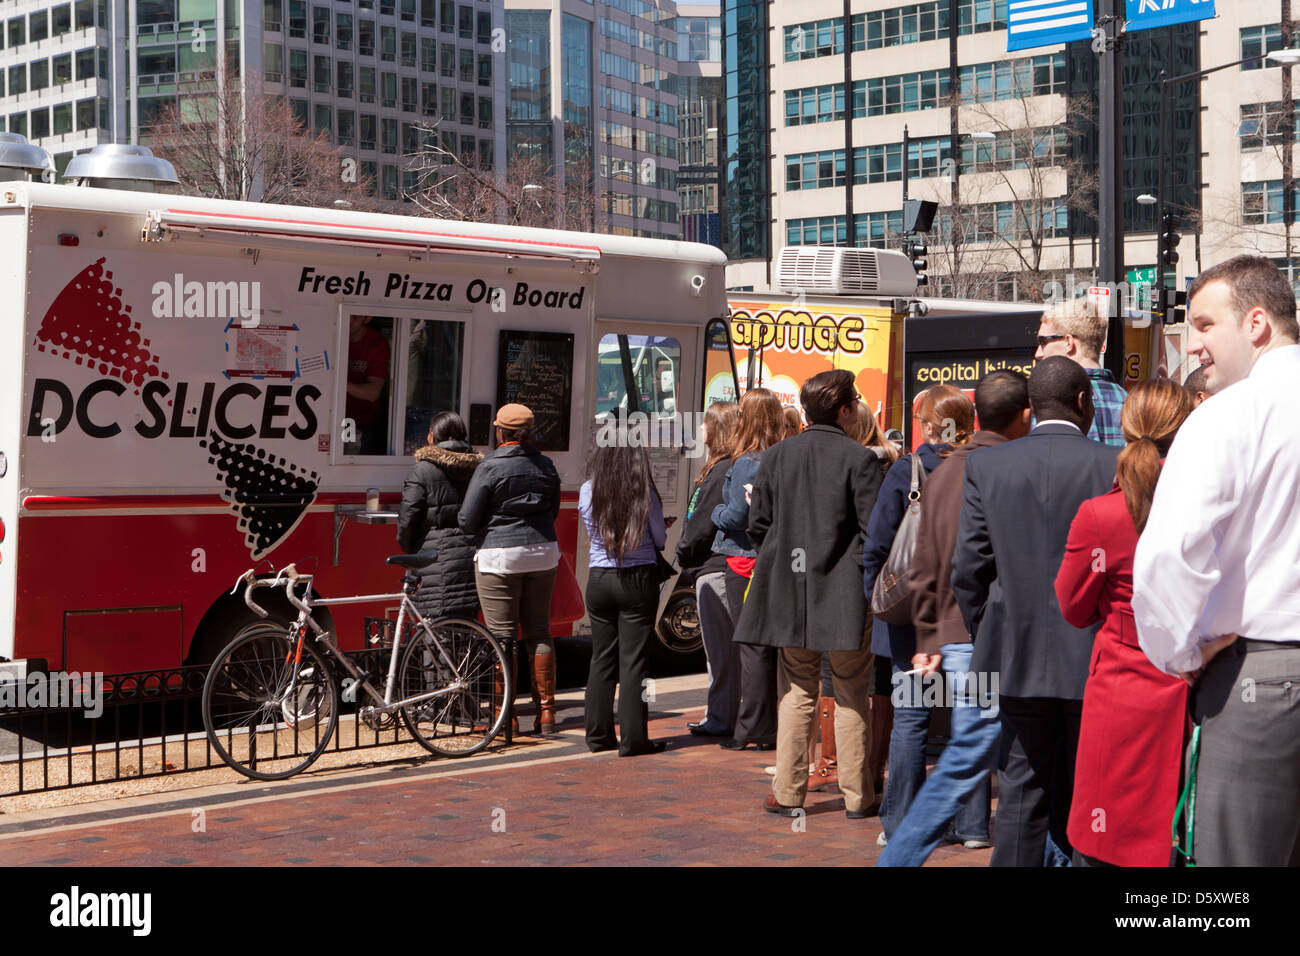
top-left (203, 624), bottom-right (340, 780)
top-left (398, 617), bottom-right (509, 757)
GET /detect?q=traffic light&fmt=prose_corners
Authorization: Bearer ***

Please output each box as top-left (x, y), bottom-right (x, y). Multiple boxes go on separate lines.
top-left (1160, 213), bottom-right (1181, 269)
top-left (908, 237), bottom-right (929, 287)
top-left (1163, 288), bottom-right (1188, 325)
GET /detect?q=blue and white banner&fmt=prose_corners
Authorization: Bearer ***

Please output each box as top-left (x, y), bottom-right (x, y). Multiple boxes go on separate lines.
top-left (1125, 0), bottom-right (1215, 34)
top-left (1007, 0), bottom-right (1095, 53)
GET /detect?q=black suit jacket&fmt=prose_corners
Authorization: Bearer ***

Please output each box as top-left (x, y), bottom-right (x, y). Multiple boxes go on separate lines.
top-left (951, 423), bottom-right (1121, 699)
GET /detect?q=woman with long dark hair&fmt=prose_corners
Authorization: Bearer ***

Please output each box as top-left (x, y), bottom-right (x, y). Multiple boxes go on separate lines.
top-left (675, 401), bottom-right (741, 736)
top-left (1055, 379), bottom-right (1194, 866)
top-left (398, 411), bottom-right (483, 621)
top-left (580, 441), bottom-right (668, 756)
top-left (711, 387), bottom-right (786, 751)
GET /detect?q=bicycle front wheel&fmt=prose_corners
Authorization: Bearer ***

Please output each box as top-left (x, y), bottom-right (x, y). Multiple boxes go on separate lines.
top-left (399, 617), bottom-right (510, 757)
top-left (203, 625), bottom-right (340, 780)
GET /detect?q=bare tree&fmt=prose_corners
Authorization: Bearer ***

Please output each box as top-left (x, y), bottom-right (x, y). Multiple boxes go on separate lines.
top-left (913, 91), bottom-right (1099, 302)
top-left (143, 61), bottom-right (379, 209)
top-left (401, 122), bottom-right (602, 230)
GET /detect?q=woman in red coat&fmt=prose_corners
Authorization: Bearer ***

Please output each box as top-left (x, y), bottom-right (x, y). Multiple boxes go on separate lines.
top-left (1054, 379), bottom-right (1194, 867)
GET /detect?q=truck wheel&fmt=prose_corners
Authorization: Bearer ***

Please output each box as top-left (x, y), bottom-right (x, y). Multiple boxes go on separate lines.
top-left (655, 585), bottom-right (703, 656)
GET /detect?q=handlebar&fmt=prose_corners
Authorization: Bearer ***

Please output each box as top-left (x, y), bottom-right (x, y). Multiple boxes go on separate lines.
top-left (229, 563), bottom-right (313, 620)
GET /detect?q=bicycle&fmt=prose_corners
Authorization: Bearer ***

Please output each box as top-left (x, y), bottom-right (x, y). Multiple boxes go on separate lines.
top-left (202, 552), bottom-right (512, 781)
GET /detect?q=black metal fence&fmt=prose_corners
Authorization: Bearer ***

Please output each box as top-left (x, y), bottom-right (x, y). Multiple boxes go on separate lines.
top-left (0, 645), bottom-right (470, 799)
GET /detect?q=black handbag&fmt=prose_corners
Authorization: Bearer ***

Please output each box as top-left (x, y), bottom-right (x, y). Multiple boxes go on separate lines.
top-left (871, 452), bottom-right (925, 626)
top-left (654, 549), bottom-right (678, 585)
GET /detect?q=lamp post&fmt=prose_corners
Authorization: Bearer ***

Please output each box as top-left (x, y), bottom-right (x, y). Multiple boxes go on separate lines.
top-left (1152, 48), bottom-right (1300, 322)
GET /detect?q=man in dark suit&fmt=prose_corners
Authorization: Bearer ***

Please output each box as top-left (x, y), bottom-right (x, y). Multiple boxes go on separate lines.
top-left (951, 356), bottom-right (1121, 867)
top-left (737, 369), bottom-right (885, 819)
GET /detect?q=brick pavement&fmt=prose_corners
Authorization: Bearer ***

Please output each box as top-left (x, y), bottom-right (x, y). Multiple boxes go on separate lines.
top-left (0, 677), bottom-right (992, 867)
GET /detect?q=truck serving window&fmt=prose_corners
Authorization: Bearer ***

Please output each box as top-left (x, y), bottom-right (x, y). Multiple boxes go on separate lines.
top-left (595, 333), bottom-right (681, 419)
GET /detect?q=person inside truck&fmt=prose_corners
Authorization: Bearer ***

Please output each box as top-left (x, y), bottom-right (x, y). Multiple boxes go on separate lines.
top-left (346, 314), bottom-right (392, 455)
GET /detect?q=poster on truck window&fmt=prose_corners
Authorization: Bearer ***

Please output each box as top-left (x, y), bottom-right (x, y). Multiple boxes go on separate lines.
top-left (711, 300), bottom-right (903, 429)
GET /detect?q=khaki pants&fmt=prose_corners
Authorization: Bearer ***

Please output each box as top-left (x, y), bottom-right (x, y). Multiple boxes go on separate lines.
top-left (774, 648), bottom-right (875, 812)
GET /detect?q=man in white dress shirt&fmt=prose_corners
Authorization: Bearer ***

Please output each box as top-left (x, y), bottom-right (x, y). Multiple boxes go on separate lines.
top-left (1133, 255), bottom-right (1300, 867)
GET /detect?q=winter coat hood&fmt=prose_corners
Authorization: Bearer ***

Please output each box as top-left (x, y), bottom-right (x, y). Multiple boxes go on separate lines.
top-left (413, 441), bottom-right (482, 475)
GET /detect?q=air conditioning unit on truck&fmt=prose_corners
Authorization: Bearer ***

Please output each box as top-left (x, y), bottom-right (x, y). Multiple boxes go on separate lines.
top-left (0, 173), bottom-right (732, 679)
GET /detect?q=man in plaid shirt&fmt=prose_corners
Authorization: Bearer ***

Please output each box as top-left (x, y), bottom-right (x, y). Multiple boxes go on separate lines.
top-left (1034, 298), bottom-right (1128, 447)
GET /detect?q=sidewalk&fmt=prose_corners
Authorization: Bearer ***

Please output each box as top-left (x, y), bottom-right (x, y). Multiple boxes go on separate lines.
top-left (0, 676), bottom-right (991, 866)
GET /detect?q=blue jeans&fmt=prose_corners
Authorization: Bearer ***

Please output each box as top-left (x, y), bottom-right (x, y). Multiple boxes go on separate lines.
top-left (877, 643), bottom-right (999, 866)
top-left (880, 660), bottom-right (932, 838)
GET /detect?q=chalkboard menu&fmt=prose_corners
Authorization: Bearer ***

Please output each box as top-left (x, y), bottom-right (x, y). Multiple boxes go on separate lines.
top-left (496, 330), bottom-right (574, 451)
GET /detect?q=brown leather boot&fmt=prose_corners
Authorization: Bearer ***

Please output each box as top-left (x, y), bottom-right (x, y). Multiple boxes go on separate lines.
top-left (492, 639), bottom-right (519, 736)
top-left (532, 651), bottom-right (557, 735)
top-left (808, 696), bottom-right (838, 792)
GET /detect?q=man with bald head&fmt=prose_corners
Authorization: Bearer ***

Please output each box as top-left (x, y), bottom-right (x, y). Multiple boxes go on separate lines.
top-left (951, 356), bottom-right (1121, 866)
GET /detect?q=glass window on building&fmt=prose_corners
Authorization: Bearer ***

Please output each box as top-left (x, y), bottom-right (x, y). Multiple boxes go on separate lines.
top-left (403, 121), bottom-right (420, 153)
top-left (7, 65), bottom-right (25, 96)
top-left (76, 97), bottom-right (96, 131)
top-left (401, 0), bottom-right (415, 22)
top-left (440, 42), bottom-right (455, 76)
top-left (477, 10), bottom-right (491, 43)
top-left (313, 54), bottom-right (330, 91)
top-left (290, 98), bottom-right (308, 127)
top-left (289, 49), bottom-right (307, 87)
top-left (75, 0), bottom-right (94, 29)
top-left (360, 65), bottom-right (375, 101)
top-left (478, 137), bottom-right (492, 170)
top-left (8, 18), bottom-right (26, 48)
top-left (421, 0), bottom-right (434, 27)
top-left (381, 25), bottom-right (396, 60)
top-left (9, 113), bottom-right (27, 137)
top-left (360, 113), bottom-right (377, 149)
top-left (478, 95), bottom-right (491, 128)
top-left (30, 10), bottom-right (49, 42)
top-left (422, 81), bottom-right (436, 115)
top-left (382, 164), bottom-right (398, 199)
top-left (421, 36), bottom-right (435, 72)
top-left (401, 31), bottom-right (416, 66)
top-left (440, 0), bottom-right (455, 33)
top-left (458, 4), bottom-right (472, 38)
top-left (137, 0), bottom-right (175, 25)
top-left (264, 42), bottom-right (283, 81)
top-left (1242, 25), bottom-right (1284, 69)
top-left (360, 159), bottom-right (377, 194)
top-left (382, 117), bottom-right (397, 153)
top-left (380, 0), bottom-right (395, 14)
top-left (402, 75), bottom-right (417, 111)
top-left (338, 59), bottom-right (353, 96)
top-left (313, 103), bottom-right (330, 135)
top-left (51, 3), bottom-right (72, 35)
top-left (30, 107), bottom-right (51, 139)
top-left (458, 47), bottom-right (473, 82)
top-left (288, 0), bottom-right (306, 37)
top-left (30, 59), bottom-right (50, 91)
top-left (338, 108), bottom-right (355, 144)
top-left (440, 85), bottom-right (454, 121)
top-left (459, 91), bottom-right (474, 123)
top-left (440, 127), bottom-right (456, 154)
top-left (337, 12), bottom-right (352, 49)
top-left (264, 0), bottom-right (281, 32)
top-left (382, 71), bottom-right (396, 107)
top-left (53, 53), bottom-right (72, 85)
top-left (76, 47), bottom-right (95, 80)
top-left (359, 19), bottom-right (374, 56)
top-left (477, 53), bottom-right (490, 86)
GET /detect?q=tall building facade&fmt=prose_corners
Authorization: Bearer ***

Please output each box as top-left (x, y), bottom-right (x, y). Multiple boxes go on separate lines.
top-left (724, 0), bottom-right (1300, 299)
top-left (0, 0), bottom-right (508, 201)
top-left (673, 3), bottom-right (720, 247)
top-left (505, 0), bottom-right (681, 239)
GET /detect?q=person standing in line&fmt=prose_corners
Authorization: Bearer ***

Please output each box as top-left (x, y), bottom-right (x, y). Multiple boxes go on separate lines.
top-left (782, 405), bottom-right (803, 438)
top-left (1034, 297), bottom-right (1128, 447)
top-left (580, 442), bottom-right (668, 757)
top-left (876, 370), bottom-right (1033, 866)
top-left (863, 384), bottom-right (973, 846)
top-left (735, 370), bottom-right (883, 819)
top-left (1182, 365), bottom-right (1211, 407)
top-left (1133, 255), bottom-right (1300, 867)
top-left (675, 401), bottom-right (741, 738)
top-left (398, 411), bottom-right (484, 620)
top-left (1055, 379), bottom-right (1194, 867)
top-left (458, 404), bottom-right (562, 735)
top-left (711, 387), bottom-right (786, 751)
top-left (951, 357), bottom-right (1120, 867)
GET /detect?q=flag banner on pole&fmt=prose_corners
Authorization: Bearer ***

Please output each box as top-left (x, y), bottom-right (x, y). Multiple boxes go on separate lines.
top-left (1125, 0), bottom-right (1215, 34)
top-left (1007, 0), bottom-right (1095, 52)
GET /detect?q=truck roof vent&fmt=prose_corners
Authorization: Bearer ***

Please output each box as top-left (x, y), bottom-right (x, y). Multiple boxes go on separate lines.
top-left (776, 246), bottom-right (917, 297)
top-left (64, 144), bottom-right (180, 192)
top-left (0, 132), bottom-right (55, 182)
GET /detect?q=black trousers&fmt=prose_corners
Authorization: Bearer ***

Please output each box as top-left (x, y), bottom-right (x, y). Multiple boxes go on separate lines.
top-left (991, 695), bottom-right (1083, 867)
top-left (584, 565), bottom-right (659, 755)
top-left (724, 566), bottom-right (777, 746)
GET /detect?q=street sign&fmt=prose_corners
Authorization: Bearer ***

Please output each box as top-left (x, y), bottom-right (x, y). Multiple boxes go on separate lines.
top-left (1128, 267), bottom-right (1156, 285)
top-left (1124, 0), bottom-right (1215, 34)
top-left (1007, 0), bottom-right (1095, 52)
top-left (1127, 268), bottom-right (1156, 311)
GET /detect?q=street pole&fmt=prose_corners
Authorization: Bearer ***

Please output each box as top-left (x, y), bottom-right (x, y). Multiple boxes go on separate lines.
top-left (1153, 71), bottom-right (1169, 323)
top-left (902, 124), bottom-right (910, 203)
top-left (1097, 0), bottom-right (1127, 383)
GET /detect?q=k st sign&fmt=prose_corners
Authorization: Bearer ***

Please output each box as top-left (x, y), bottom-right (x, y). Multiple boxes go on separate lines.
top-left (1126, 0), bottom-right (1215, 33)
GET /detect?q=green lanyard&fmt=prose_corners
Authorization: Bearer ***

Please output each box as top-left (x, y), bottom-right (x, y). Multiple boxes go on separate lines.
top-left (1171, 724), bottom-right (1201, 868)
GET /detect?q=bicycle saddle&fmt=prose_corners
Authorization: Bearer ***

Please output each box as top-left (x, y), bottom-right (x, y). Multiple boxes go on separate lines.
top-left (385, 550), bottom-right (439, 569)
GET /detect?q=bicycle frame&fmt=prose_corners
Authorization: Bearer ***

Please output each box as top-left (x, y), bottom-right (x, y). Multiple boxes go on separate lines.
top-left (235, 565), bottom-right (469, 718)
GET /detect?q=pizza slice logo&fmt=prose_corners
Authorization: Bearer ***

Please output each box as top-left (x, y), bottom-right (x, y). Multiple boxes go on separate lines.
top-left (201, 432), bottom-right (320, 560)
top-left (33, 258), bottom-right (166, 391)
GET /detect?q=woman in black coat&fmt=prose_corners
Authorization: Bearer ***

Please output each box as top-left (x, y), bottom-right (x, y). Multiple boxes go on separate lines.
top-left (398, 411), bottom-right (483, 621)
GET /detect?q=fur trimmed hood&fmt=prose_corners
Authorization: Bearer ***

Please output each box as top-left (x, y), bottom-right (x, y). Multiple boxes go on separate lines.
top-left (414, 442), bottom-right (483, 475)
